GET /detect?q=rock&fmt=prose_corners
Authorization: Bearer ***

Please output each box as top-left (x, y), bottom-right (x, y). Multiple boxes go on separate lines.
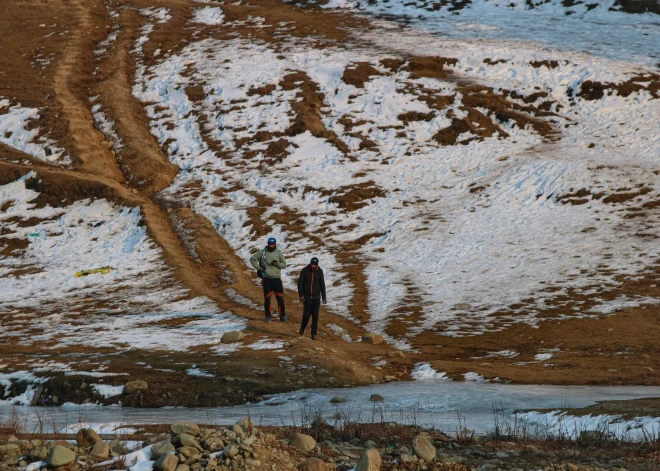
top-left (363, 440), bottom-right (377, 449)
top-left (330, 397), bottom-right (347, 404)
top-left (221, 331), bottom-right (245, 344)
top-left (170, 422), bottom-right (201, 437)
top-left (388, 351), bottom-right (405, 358)
top-left (235, 418), bottom-right (255, 435)
top-left (90, 441), bottom-right (110, 459)
top-left (361, 333), bottom-right (384, 345)
top-left (154, 454), bottom-right (179, 471)
top-left (31, 446), bottom-right (49, 461)
top-left (124, 380), bottom-right (149, 394)
top-left (0, 444), bottom-right (20, 456)
top-left (369, 394), bottom-right (384, 402)
top-left (298, 458), bottom-right (329, 471)
top-left (178, 447), bottom-right (200, 459)
top-left (356, 449), bottom-right (381, 471)
top-left (223, 445), bottom-right (239, 458)
top-left (108, 439), bottom-right (129, 455)
top-left (245, 459), bottom-right (261, 467)
top-left (494, 451), bottom-right (509, 459)
top-left (175, 465), bottom-right (190, 471)
top-left (290, 433), bottom-right (316, 453)
top-left (75, 429), bottom-right (101, 448)
top-left (143, 435), bottom-right (171, 447)
top-left (400, 453), bottom-right (417, 463)
top-left (6, 435), bottom-right (19, 443)
top-left (231, 424), bottom-right (245, 437)
top-left (51, 396), bottom-right (59, 405)
top-left (566, 465), bottom-right (579, 471)
top-left (174, 434), bottom-right (198, 448)
top-left (412, 435), bottom-right (436, 462)
top-left (151, 440), bottom-right (176, 460)
top-left (46, 446), bottom-right (76, 468)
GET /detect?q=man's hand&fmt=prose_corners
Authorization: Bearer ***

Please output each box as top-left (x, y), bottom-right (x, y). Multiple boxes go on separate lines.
top-left (300, 297), bottom-right (305, 303)
top-left (271, 260), bottom-right (278, 266)
top-left (323, 299), bottom-right (327, 305)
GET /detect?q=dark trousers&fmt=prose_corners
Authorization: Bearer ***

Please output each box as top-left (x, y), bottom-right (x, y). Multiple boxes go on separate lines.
top-left (262, 277), bottom-right (285, 318)
top-left (300, 299), bottom-right (320, 336)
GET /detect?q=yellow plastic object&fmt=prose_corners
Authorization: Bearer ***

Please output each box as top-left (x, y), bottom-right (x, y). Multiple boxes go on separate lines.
top-left (74, 266), bottom-right (115, 277)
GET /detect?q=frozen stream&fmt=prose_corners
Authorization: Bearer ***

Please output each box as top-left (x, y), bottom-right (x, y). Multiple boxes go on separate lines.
top-left (4, 381), bottom-right (660, 435)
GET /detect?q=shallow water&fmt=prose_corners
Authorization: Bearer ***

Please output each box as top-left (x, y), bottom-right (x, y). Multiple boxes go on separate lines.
top-left (4, 381), bottom-right (660, 434)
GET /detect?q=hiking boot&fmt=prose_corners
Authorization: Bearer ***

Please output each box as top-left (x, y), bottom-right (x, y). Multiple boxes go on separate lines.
top-left (280, 316), bottom-right (287, 322)
top-left (265, 315), bottom-right (272, 322)
top-left (299, 328), bottom-right (304, 336)
top-left (311, 335), bottom-right (317, 340)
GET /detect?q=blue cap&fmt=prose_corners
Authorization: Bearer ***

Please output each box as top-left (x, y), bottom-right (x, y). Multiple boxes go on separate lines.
top-left (267, 237), bottom-right (277, 245)
top-left (311, 257), bottom-right (319, 265)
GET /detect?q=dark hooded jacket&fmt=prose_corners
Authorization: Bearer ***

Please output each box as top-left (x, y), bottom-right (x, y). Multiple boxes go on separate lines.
top-left (297, 265), bottom-right (326, 301)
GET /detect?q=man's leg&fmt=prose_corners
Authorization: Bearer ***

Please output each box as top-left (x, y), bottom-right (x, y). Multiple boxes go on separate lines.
top-left (263, 278), bottom-right (273, 321)
top-left (310, 299), bottom-right (321, 339)
top-left (300, 299), bottom-right (311, 334)
top-left (273, 278), bottom-right (286, 321)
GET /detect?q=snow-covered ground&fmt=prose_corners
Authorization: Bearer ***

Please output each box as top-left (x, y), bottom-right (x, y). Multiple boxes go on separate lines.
top-left (0, 173), bottom-right (245, 351)
top-left (132, 6), bottom-right (660, 344)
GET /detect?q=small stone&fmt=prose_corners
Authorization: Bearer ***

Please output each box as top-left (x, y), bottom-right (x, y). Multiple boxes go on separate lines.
top-left (51, 395), bottom-right (59, 405)
top-left (124, 380), bottom-right (149, 394)
top-left (363, 440), bottom-right (377, 449)
top-left (566, 465), bottom-right (579, 471)
top-left (223, 445), bottom-right (239, 458)
top-left (221, 331), bottom-right (246, 344)
top-left (46, 446), bottom-right (76, 468)
top-left (170, 423), bottom-right (201, 437)
top-left (151, 440), bottom-right (176, 460)
top-left (356, 449), bottom-right (381, 471)
top-left (290, 433), bottom-right (316, 453)
top-left (412, 435), bottom-right (436, 462)
top-left (175, 465), bottom-right (190, 471)
top-left (361, 333), bottom-right (384, 345)
top-left (330, 397), bottom-right (347, 404)
top-left (369, 394), bottom-right (384, 402)
top-left (400, 453), bottom-right (416, 463)
top-left (90, 441), bottom-right (110, 459)
top-left (143, 435), bottom-right (171, 447)
top-left (154, 454), bottom-right (179, 471)
top-left (31, 446), bottom-right (49, 461)
top-left (388, 351), bottom-right (405, 358)
top-left (175, 434), bottom-right (198, 448)
top-left (75, 429), bottom-right (101, 448)
top-left (232, 424), bottom-right (245, 437)
top-left (298, 458), bottom-right (329, 471)
top-left (494, 451), bottom-right (509, 459)
top-left (245, 459), bottom-right (261, 467)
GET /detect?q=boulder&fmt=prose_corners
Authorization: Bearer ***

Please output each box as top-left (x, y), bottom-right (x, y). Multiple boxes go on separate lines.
top-left (46, 446), bottom-right (76, 468)
top-left (0, 444), bottom-right (21, 456)
top-left (298, 458), bottom-right (329, 471)
top-left (412, 435), bottom-right (436, 462)
top-left (290, 433), bottom-right (316, 453)
top-left (234, 418), bottom-right (254, 434)
top-left (31, 446), bottom-right (49, 461)
top-left (143, 435), bottom-right (171, 447)
top-left (356, 449), bottom-right (381, 471)
top-left (170, 422), bottom-right (201, 437)
top-left (178, 447), bottom-right (200, 459)
top-left (90, 441), bottom-right (110, 459)
top-left (223, 445), bottom-right (239, 458)
top-left (108, 439), bottom-right (129, 455)
top-left (124, 380), bottom-right (149, 394)
top-left (361, 333), bottom-right (384, 345)
top-left (330, 397), bottom-right (347, 404)
top-left (221, 331), bottom-right (245, 344)
top-left (150, 440), bottom-right (175, 461)
top-left (174, 433), bottom-right (198, 448)
top-left (153, 454), bottom-right (179, 471)
top-left (75, 429), bottom-right (101, 448)
top-left (369, 394), bottom-right (384, 402)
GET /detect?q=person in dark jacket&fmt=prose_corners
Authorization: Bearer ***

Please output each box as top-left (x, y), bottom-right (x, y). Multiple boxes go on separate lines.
top-left (297, 257), bottom-right (327, 340)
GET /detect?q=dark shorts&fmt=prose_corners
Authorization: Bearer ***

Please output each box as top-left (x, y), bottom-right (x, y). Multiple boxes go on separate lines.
top-left (262, 277), bottom-right (284, 297)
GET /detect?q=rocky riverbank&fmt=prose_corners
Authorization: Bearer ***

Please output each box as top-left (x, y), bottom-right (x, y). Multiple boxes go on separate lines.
top-left (1, 418), bottom-right (659, 471)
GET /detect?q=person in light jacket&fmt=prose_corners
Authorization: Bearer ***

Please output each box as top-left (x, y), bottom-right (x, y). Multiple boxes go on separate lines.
top-left (297, 257), bottom-right (327, 340)
top-left (250, 237), bottom-right (287, 322)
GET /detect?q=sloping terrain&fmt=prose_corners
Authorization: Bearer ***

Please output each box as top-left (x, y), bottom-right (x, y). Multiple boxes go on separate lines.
top-left (0, 0), bottom-right (659, 405)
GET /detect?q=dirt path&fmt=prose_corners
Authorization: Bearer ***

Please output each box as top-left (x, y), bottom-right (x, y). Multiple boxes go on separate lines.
top-left (52, 0), bottom-right (126, 183)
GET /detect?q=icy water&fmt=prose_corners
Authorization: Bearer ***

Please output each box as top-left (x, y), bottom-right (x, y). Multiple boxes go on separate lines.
top-left (4, 381), bottom-right (660, 434)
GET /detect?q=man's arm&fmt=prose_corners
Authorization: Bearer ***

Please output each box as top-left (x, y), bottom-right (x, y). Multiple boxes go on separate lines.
top-left (320, 270), bottom-right (327, 302)
top-left (276, 251), bottom-right (287, 269)
top-left (249, 250), bottom-right (262, 271)
top-left (297, 269), bottom-right (305, 300)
